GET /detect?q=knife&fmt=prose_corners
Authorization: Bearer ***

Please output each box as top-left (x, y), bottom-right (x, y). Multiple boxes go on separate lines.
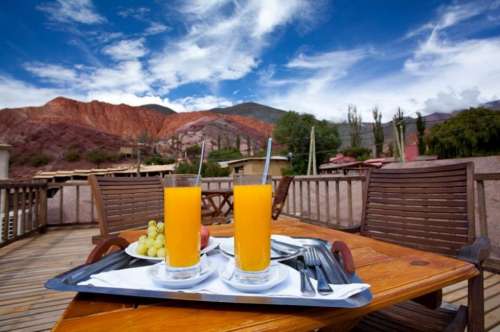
top-left (296, 257), bottom-right (316, 297)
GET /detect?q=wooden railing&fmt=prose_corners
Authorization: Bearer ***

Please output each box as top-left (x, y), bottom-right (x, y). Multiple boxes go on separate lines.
top-left (47, 182), bottom-right (97, 226)
top-left (0, 180), bottom-right (48, 247)
top-left (274, 175), bottom-right (366, 228)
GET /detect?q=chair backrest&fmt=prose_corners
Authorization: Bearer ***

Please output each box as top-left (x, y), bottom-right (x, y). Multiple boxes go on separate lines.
top-left (361, 162), bottom-right (475, 257)
top-left (272, 176), bottom-right (294, 220)
top-left (89, 175), bottom-right (164, 237)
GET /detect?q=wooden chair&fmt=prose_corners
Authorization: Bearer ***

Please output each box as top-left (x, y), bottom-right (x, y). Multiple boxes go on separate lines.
top-left (351, 163), bottom-right (490, 332)
top-left (272, 176), bottom-right (294, 220)
top-left (89, 175), bottom-right (164, 244)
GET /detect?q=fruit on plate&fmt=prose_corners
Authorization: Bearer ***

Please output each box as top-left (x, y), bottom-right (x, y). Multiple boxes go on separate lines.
top-left (201, 226), bottom-right (209, 249)
top-left (136, 219), bottom-right (211, 257)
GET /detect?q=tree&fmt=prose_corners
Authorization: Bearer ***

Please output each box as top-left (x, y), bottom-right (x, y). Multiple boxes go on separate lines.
top-left (347, 104), bottom-right (362, 148)
top-left (86, 148), bottom-right (109, 168)
top-left (428, 107), bottom-right (500, 158)
top-left (208, 148), bottom-right (242, 162)
top-left (274, 111), bottom-right (340, 174)
top-left (392, 108), bottom-right (406, 161)
top-left (175, 161), bottom-right (230, 177)
top-left (416, 112), bottom-right (426, 155)
top-left (235, 135), bottom-right (241, 152)
top-left (185, 144), bottom-right (201, 162)
top-left (372, 107), bottom-right (384, 157)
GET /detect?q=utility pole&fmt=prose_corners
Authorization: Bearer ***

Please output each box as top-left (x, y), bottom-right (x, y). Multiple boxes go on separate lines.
top-left (307, 126), bottom-right (317, 175)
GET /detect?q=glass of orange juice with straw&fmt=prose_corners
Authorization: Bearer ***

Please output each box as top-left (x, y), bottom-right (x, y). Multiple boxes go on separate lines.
top-left (164, 174), bottom-right (201, 279)
top-left (233, 174), bottom-right (272, 284)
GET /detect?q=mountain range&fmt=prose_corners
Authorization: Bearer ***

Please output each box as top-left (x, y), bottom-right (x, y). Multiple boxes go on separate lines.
top-left (1, 96), bottom-right (498, 178)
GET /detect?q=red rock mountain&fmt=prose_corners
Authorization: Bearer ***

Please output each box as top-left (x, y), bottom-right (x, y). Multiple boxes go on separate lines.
top-left (0, 97), bottom-right (274, 178)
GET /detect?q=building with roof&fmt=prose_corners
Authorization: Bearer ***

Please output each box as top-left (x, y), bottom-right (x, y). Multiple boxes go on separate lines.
top-left (226, 156), bottom-right (290, 176)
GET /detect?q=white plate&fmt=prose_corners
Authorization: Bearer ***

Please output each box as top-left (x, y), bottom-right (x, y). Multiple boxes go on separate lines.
top-left (149, 257), bottom-right (216, 289)
top-left (217, 236), bottom-right (301, 261)
top-left (125, 238), bottom-right (219, 262)
top-left (219, 262), bottom-right (289, 293)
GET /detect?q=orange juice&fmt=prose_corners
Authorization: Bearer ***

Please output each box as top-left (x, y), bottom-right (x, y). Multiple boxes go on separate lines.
top-left (234, 184), bottom-right (272, 271)
top-left (164, 186), bottom-right (201, 267)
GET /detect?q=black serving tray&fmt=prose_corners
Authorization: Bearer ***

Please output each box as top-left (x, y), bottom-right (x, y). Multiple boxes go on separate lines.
top-left (45, 238), bottom-right (372, 308)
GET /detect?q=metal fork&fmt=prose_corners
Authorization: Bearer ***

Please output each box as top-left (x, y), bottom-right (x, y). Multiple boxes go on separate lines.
top-left (304, 247), bottom-right (333, 295)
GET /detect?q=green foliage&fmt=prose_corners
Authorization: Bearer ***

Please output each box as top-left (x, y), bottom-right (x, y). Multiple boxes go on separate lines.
top-left (208, 148), bottom-right (242, 162)
top-left (175, 161), bottom-right (230, 177)
top-left (86, 148), bottom-right (117, 167)
top-left (428, 107), bottom-right (500, 158)
top-left (29, 153), bottom-right (52, 167)
top-left (185, 144), bottom-right (201, 161)
top-left (347, 104), bottom-right (362, 148)
top-left (416, 112), bottom-right (426, 155)
top-left (175, 161), bottom-right (198, 174)
top-left (273, 111), bottom-right (340, 174)
top-left (372, 107), bottom-right (384, 157)
top-left (144, 154), bottom-right (175, 165)
top-left (393, 108), bottom-right (406, 160)
top-left (340, 147), bottom-right (372, 161)
top-left (63, 148), bottom-right (81, 162)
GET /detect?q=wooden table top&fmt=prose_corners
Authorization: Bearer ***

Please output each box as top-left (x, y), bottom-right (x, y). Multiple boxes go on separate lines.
top-left (53, 217), bottom-right (478, 332)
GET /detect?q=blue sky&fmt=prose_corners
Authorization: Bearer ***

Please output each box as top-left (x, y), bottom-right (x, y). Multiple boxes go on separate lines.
top-left (1, 0), bottom-right (500, 121)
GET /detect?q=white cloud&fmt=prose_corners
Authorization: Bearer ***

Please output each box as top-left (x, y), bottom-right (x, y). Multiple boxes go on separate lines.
top-left (145, 22), bottom-right (170, 36)
top-left (37, 0), bottom-right (105, 25)
top-left (149, 0), bottom-right (314, 90)
top-left (261, 2), bottom-right (500, 121)
top-left (102, 38), bottom-right (147, 61)
top-left (24, 63), bottom-right (78, 84)
top-left (117, 7), bottom-right (150, 20)
top-left (0, 75), bottom-right (76, 108)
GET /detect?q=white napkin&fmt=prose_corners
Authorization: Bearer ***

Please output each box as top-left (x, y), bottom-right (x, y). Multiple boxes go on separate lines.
top-left (79, 252), bottom-right (370, 300)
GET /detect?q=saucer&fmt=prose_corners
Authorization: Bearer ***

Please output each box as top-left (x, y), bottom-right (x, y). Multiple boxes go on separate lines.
top-left (220, 262), bottom-right (289, 293)
top-left (217, 236), bottom-right (300, 261)
top-left (149, 257), bottom-right (216, 289)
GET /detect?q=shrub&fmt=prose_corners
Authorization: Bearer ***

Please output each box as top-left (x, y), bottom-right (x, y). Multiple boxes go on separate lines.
top-left (208, 148), bottom-right (242, 162)
top-left (145, 154), bottom-right (175, 165)
top-left (63, 149), bottom-right (81, 162)
top-left (30, 153), bottom-right (52, 167)
top-left (340, 147), bottom-right (372, 161)
top-left (86, 149), bottom-right (109, 167)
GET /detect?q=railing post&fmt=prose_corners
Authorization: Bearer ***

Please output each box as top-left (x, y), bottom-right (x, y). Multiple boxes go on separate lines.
top-left (20, 186), bottom-right (26, 235)
top-left (315, 180), bottom-right (320, 222)
top-left (39, 184), bottom-right (48, 232)
top-left (76, 184), bottom-right (80, 224)
top-left (2, 188), bottom-right (9, 242)
top-left (476, 179), bottom-right (488, 237)
top-left (335, 179), bottom-right (340, 226)
top-left (299, 180), bottom-right (303, 217)
top-left (59, 185), bottom-right (64, 224)
top-left (12, 187), bottom-right (18, 238)
top-left (347, 179), bottom-right (353, 226)
top-left (325, 180), bottom-right (330, 225)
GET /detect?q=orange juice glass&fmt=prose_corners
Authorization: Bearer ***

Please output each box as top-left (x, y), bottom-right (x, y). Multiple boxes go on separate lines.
top-left (233, 175), bottom-right (272, 284)
top-left (164, 175), bottom-right (201, 279)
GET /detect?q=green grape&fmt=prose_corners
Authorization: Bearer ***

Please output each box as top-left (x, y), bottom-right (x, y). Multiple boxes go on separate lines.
top-left (136, 243), bottom-right (148, 255)
top-left (156, 234), bottom-right (165, 244)
top-left (148, 220), bottom-right (157, 227)
top-left (157, 222), bottom-right (164, 233)
top-left (156, 248), bottom-right (165, 258)
top-left (147, 247), bottom-right (157, 257)
top-left (138, 235), bottom-right (147, 243)
top-left (145, 238), bottom-right (155, 248)
top-left (148, 227), bottom-right (158, 239)
top-left (154, 237), bottom-right (163, 249)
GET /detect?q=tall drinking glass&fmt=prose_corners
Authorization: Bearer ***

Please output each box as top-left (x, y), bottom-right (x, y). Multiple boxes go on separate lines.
top-left (164, 175), bottom-right (201, 279)
top-left (233, 175), bottom-right (272, 284)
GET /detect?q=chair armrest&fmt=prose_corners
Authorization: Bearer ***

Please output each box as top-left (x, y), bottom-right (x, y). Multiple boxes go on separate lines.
top-left (86, 236), bottom-right (130, 264)
top-left (457, 236), bottom-right (490, 266)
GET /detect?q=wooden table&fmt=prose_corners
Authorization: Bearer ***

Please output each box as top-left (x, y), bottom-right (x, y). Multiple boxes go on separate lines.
top-left (202, 188), bottom-right (233, 217)
top-left (52, 217), bottom-right (478, 332)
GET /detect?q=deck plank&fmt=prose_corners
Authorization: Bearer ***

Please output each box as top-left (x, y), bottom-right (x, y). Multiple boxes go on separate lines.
top-left (0, 228), bottom-right (97, 332)
top-left (0, 227), bottom-right (499, 331)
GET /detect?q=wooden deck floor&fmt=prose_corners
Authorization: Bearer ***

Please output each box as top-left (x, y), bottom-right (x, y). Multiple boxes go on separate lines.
top-left (1, 228), bottom-right (500, 332)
